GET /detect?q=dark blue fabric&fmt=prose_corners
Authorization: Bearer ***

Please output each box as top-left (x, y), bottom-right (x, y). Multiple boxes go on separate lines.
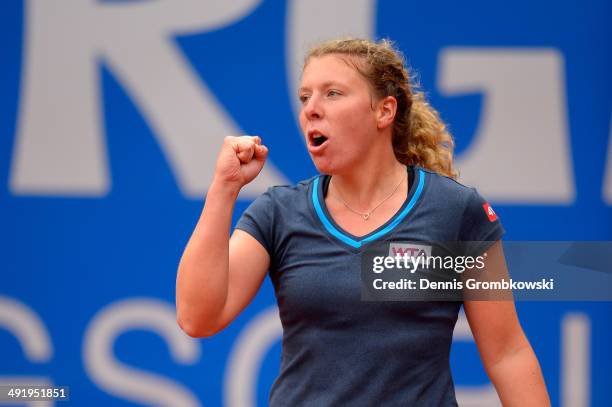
top-left (236, 166), bottom-right (505, 406)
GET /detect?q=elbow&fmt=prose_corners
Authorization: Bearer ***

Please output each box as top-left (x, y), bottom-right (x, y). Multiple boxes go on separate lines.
top-left (176, 313), bottom-right (219, 339)
top-left (175, 291), bottom-right (226, 338)
top-left (177, 316), bottom-right (212, 338)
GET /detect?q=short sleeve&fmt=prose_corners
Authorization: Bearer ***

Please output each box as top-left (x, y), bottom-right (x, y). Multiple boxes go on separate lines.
top-left (235, 188), bottom-right (275, 258)
top-left (458, 188), bottom-right (505, 256)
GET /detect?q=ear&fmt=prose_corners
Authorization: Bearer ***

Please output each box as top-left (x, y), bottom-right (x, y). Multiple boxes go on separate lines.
top-left (376, 96), bottom-right (397, 130)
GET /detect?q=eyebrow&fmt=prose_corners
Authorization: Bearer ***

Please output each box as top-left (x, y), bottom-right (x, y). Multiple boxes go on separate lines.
top-left (298, 80), bottom-right (347, 93)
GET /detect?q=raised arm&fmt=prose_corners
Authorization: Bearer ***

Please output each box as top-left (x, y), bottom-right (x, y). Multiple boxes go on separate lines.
top-left (176, 136), bottom-right (271, 338)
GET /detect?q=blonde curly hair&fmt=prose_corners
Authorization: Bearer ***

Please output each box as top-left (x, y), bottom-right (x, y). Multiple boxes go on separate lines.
top-left (304, 38), bottom-right (458, 179)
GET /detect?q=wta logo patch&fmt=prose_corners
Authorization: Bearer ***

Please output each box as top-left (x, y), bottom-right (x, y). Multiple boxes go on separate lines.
top-left (483, 202), bottom-right (498, 222)
top-left (388, 243), bottom-right (432, 258)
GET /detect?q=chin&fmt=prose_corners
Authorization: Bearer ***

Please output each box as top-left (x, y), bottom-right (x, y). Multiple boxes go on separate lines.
top-left (310, 156), bottom-right (347, 176)
top-left (309, 156), bottom-right (332, 175)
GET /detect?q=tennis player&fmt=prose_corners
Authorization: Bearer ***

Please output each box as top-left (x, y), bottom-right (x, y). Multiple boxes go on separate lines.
top-left (176, 38), bottom-right (550, 406)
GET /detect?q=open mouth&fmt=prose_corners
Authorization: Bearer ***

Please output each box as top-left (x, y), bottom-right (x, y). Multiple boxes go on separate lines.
top-left (312, 134), bottom-right (328, 147)
top-left (308, 131), bottom-right (329, 148)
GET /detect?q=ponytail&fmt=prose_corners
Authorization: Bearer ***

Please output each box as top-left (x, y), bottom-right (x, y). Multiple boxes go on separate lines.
top-left (395, 89), bottom-right (457, 178)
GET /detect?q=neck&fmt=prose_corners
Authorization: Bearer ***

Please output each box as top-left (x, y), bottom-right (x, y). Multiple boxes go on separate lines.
top-left (329, 143), bottom-right (407, 211)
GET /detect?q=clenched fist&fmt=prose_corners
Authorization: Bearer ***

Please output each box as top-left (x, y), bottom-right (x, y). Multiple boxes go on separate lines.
top-left (214, 135), bottom-right (269, 192)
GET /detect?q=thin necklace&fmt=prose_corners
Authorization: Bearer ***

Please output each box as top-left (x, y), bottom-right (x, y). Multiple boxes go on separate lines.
top-left (331, 169), bottom-right (407, 221)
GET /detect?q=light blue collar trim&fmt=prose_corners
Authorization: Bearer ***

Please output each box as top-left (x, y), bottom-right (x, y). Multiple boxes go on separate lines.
top-left (312, 169), bottom-right (425, 248)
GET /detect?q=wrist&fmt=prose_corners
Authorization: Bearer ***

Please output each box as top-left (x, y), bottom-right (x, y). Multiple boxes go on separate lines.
top-left (209, 177), bottom-right (241, 200)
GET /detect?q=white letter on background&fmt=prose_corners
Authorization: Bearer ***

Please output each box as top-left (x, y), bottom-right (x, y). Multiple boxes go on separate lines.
top-left (11, 0), bottom-right (286, 198)
top-left (562, 313), bottom-right (590, 407)
top-left (0, 296), bottom-right (54, 407)
top-left (224, 307), bottom-right (282, 407)
top-left (438, 48), bottom-right (575, 203)
top-left (286, 0), bottom-right (376, 120)
top-left (83, 298), bottom-right (201, 406)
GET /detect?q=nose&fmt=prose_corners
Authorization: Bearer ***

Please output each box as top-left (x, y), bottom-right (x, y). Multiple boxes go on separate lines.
top-left (302, 94), bottom-right (322, 121)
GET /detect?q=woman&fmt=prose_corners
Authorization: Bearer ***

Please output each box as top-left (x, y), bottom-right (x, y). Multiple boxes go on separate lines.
top-left (176, 38), bottom-right (550, 406)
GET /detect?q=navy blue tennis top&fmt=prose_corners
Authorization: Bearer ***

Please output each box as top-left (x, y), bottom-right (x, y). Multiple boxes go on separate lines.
top-left (235, 166), bottom-right (504, 406)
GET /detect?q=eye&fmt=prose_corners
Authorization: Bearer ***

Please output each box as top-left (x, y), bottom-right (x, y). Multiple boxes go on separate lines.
top-left (299, 94), bottom-right (310, 104)
top-left (327, 89), bottom-right (341, 97)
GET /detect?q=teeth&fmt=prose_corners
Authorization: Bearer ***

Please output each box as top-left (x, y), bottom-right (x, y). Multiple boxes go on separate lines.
top-left (311, 133), bottom-right (327, 147)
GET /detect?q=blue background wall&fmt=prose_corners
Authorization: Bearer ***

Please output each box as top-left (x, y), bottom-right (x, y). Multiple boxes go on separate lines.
top-left (1, 0), bottom-right (610, 405)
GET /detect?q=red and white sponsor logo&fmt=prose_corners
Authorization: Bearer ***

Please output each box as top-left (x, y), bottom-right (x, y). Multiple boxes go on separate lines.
top-left (482, 202), bottom-right (498, 222)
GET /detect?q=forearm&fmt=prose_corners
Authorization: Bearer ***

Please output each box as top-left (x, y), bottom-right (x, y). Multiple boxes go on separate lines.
top-left (487, 342), bottom-right (550, 406)
top-left (176, 178), bottom-right (239, 336)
